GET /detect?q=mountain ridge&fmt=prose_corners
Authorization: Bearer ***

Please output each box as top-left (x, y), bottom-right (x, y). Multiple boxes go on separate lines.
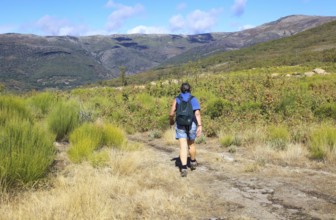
top-left (0, 15), bottom-right (335, 91)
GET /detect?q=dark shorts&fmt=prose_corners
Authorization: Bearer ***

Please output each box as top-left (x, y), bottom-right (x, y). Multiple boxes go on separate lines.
top-left (175, 122), bottom-right (197, 140)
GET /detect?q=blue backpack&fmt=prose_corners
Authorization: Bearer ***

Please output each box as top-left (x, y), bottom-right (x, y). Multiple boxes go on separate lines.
top-left (175, 95), bottom-right (194, 126)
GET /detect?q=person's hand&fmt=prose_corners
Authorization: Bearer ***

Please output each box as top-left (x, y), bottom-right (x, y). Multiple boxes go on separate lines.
top-left (196, 125), bottom-right (202, 137)
top-left (169, 117), bottom-right (175, 126)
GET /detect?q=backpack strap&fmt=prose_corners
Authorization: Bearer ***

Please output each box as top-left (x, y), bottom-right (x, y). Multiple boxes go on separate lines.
top-left (176, 95), bottom-right (194, 103)
top-left (188, 95), bottom-right (194, 103)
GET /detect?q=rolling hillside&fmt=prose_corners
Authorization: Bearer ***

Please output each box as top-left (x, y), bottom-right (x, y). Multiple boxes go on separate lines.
top-left (0, 15), bottom-right (335, 91)
top-left (120, 19), bottom-right (336, 86)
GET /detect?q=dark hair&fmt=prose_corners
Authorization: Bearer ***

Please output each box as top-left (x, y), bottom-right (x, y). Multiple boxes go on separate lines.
top-left (180, 82), bottom-right (191, 93)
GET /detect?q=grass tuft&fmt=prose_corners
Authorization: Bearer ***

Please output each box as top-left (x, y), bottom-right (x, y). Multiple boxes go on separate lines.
top-left (27, 92), bottom-right (56, 117)
top-left (267, 125), bottom-right (290, 150)
top-left (309, 125), bottom-right (336, 160)
top-left (102, 124), bottom-right (125, 149)
top-left (68, 122), bottom-right (126, 163)
top-left (47, 101), bottom-right (80, 141)
top-left (220, 134), bottom-right (234, 148)
top-left (0, 118), bottom-right (55, 187)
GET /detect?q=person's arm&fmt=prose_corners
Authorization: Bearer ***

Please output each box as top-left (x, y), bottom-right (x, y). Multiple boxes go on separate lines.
top-left (169, 99), bottom-right (176, 126)
top-left (195, 110), bottom-right (202, 137)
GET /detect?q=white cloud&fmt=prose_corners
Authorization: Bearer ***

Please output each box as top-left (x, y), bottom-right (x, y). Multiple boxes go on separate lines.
top-left (35, 15), bottom-right (88, 36)
top-left (169, 15), bottom-right (186, 32)
top-left (105, 0), bottom-right (144, 31)
top-left (231, 0), bottom-right (247, 17)
top-left (169, 8), bottom-right (222, 34)
top-left (238, 24), bottom-right (255, 31)
top-left (127, 25), bottom-right (168, 34)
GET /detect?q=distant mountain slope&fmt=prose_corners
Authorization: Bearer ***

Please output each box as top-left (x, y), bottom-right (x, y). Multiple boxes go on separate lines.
top-left (0, 33), bottom-right (226, 90)
top-left (0, 15), bottom-right (335, 91)
top-left (162, 15), bottom-right (336, 65)
top-left (124, 19), bottom-right (336, 86)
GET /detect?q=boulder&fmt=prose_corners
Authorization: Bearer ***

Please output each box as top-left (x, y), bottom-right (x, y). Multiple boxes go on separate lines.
top-left (313, 68), bottom-right (328, 75)
top-left (304, 71), bottom-right (315, 77)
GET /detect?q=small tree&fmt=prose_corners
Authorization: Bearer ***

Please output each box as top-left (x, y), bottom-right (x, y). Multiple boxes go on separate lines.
top-left (119, 66), bottom-right (127, 86)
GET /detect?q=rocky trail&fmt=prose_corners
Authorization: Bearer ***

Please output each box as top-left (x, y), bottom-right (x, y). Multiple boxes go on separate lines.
top-left (129, 133), bottom-right (336, 220)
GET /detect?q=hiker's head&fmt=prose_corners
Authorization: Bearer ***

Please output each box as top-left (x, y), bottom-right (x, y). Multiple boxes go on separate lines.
top-left (180, 82), bottom-right (191, 93)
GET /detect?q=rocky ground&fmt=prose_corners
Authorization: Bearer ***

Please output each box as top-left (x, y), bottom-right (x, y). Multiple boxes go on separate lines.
top-left (129, 133), bottom-right (336, 220)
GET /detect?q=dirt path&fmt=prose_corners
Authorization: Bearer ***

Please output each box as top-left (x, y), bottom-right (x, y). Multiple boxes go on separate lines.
top-left (129, 133), bottom-right (336, 220)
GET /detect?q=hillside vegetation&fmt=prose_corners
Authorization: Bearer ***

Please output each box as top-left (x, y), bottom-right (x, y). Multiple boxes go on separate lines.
top-left (115, 20), bottom-right (336, 86)
top-left (1, 65), bottom-right (336, 190)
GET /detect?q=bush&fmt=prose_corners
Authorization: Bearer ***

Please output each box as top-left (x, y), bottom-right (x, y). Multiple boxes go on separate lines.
top-left (314, 103), bottom-right (336, 120)
top-left (206, 98), bottom-right (233, 119)
top-left (102, 124), bottom-right (125, 148)
top-left (48, 101), bottom-right (80, 141)
top-left (148, 130), bottom-right (162, 139)
top-left (275, 93), bottom-right (297, 117)
top-left (68, 123), bottom-right (104, 163)
top-left (195, 133), bottom-right (207, 144)
top-left (27, 92), bottom-right (56, 117)
top-left (0, 118), bottom-right (55, 187)
top-left (220, 135), bottom-right (234, 148)
top-left (267, 125), bottom-right (290, 150)
top-left (309, 125), bottom-right (336, 160)
top-left (88, 150), bottom-right (110, 167)
top-left (68, 122), bottom-right (126, 163)
top-left (239, 101), bottom-right (262, 112)
top-left (0, 96), bottom-right (32, 124)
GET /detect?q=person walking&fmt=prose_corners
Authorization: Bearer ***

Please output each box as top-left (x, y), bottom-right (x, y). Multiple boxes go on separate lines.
top-left (169, 82), bottom-right (202, 177)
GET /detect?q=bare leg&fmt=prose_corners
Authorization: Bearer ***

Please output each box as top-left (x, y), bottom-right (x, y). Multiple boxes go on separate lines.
top-left (188, 140), bottom-right (196, 161)
top-left (179, 138), bottom-right (188, 166)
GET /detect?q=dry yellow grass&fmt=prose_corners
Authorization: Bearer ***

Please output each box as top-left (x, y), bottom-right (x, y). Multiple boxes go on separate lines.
top-left (0, 146), bottom-right (205, 220)
top-left (1, 130), bottom-right (334, 219)
top-left (250, 143), bottom-right (309, 167)
top-left (162, 127), bottom-right (177, 146)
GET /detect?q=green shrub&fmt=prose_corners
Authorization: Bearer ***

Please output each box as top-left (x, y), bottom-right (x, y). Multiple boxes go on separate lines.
top-left (156, 114), bottom-right (170, 131)
top-left (68, 123), bottom-right (103, 162)
top-left (27, 92), bottom-right (56, 116)
top-left (0, 118), bottom-right (55, 187)
top-left (195, 133), bottom-right (207, 144)
top-left (148, 130), bottom-right (162, 139)
top-left (102, 124), bottom-right (125, 149)
top-left (220, 135), bottom-right (234, 148)
top-left (206, 98), bottom-right (233, 119)
top-left (239, 101), bottom-right (262, 112)
top-left (267, 125), bottom-right (290, 150)
top-left (48, 101), bottom-right (80, 141)
top-left (0, 96), bottom-right (32, 124)
top-left (68, 122), bottom-right (125, 163)
top-left (135, 93), bottom-right (155, 109)
top-left (88, 150), bottom-right (110, 167)
top-left (275, 93), bottom-right (298, 117)
top-left (314, 103), bottom-right (336, 120)
top-left (309, 125), bottom-right (336, 160)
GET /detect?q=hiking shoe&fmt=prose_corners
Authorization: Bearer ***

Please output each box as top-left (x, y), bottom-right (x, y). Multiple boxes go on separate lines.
top-left (181, 169), bottom-right (187, 177)
top-left (190, 161), bottom-right (198, 170)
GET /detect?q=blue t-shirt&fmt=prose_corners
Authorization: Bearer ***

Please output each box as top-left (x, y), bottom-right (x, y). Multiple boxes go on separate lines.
top-left (176, 93), bottom-right (200, 124)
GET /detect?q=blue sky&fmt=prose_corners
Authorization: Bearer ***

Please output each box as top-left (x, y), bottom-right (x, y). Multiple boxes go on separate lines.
top-left (0, 0), bottom-right (335, 36)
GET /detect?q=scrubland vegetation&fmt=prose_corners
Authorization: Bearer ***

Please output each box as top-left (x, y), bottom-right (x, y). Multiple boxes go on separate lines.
top-left (1, 65), bottom-right (335, 192)
top-left (0, 21), bottom-right (336, 219)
